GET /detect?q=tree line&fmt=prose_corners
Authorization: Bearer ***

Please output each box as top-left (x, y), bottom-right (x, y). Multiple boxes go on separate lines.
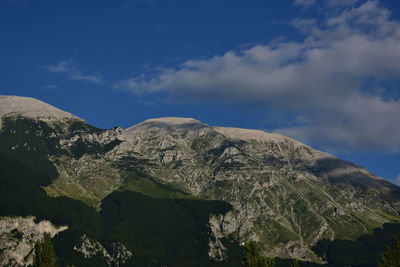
top-left (241, 237), bottom-right (400, 267)
top-left (32, 232), bottom-right (400, 266)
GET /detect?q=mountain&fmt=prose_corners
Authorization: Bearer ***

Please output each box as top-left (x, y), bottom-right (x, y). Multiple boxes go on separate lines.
top-left (0, 95), bottom-right (399, 266)
top-left (0, 95), bottom-right (79, 121)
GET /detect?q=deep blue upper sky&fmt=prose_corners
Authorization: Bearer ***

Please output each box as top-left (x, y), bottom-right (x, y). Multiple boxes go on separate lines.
top-left (1, 0), bottom-right (400, 182)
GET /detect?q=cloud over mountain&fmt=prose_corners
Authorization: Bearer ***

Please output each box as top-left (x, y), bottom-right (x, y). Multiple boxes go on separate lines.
top-left (45, 59), bottom-right (103, 84)
top-left (115, 1), bottom-right (400, 152)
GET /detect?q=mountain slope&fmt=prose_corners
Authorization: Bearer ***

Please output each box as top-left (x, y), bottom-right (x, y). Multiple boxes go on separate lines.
top-left (0, 96), bottom-right (399, 266)
top-left (119, 117), bottom-right (400, 261)
top-left (0, 99), bottom-right (241, 266)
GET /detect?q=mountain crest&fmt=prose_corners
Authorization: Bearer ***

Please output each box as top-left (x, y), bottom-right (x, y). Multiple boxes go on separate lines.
top-left (124, 117), bottom-right (208, 135)
top-left (212, 126), bottom-right (298, 144)
top-left (0, 95), bottom-right (81, 121)
top-left (141, 117), bottom-right (203, 125)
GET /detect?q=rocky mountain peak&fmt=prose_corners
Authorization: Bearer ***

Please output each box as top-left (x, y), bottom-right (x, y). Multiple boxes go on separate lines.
top-left (142, 117), bottom-right (203, 125)
top-left (123, 117), bottom-right (209, 137)
top-left (125, 116), bottom-right (299, 144)
top-left (212, 126), bottom-right (298, 144)
top-left (0, 95), bottom-right (81, 122)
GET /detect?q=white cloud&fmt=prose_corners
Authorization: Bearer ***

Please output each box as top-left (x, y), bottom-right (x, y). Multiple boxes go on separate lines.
top-left (45, 59), bottom-right (103, 84)
top-left (115, 1), bottom-right (400, 152)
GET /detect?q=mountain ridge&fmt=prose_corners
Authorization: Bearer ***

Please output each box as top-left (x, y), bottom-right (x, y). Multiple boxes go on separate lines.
top-left (0, 95), bottom-right (399, 266)
top-left (0, 95), bottom-right (82, 122)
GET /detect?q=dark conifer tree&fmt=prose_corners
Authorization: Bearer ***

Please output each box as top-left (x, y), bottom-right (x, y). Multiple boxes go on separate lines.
top-left (242, 241), bottom-right (275, 267)
top-left (378, 235), bottom-right (400, 267)
top-left (291, 259), bottom-right (300, 267)
top-left (33, 232), bottom-right (57, 267)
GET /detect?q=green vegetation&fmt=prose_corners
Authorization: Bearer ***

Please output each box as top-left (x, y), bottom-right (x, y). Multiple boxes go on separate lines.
top-left (290, 259), bottom-right (300, 267)
top-left (33, 233), bottom-right (57, 267)
top-left (122, 175), bottom-right (198, 200)
top-left (242, 241), bottom-right (275, 267)
top-left (312, 223), bottom-right (400, 267)
top-left (378, 235), bottom-right (400, 267)
top-left (100, 191), bottom-right (242, 266)
top-left (0, 151), bottom-right (240, 266)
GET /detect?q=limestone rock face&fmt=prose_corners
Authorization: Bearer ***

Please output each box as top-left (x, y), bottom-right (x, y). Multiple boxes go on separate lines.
top-left (0, 216), bottom-right (67, 267)
top-left (74, 235), bottom-right (132, 267)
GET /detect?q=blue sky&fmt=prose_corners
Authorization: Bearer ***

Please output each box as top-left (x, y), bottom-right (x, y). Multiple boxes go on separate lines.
top-left (1, 0), bottom-right (400, 183)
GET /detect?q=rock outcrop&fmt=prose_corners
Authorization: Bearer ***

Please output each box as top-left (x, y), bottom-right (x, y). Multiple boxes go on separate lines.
top-left (74, 235), bottom-right (132, 267)
top-left (0, 216), bottom-right (67, 266)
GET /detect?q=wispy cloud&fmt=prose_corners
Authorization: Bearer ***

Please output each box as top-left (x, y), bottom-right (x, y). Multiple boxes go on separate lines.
top-left (44, 59), bottom-right (103, 84)
top-left (294, 0), bottom-right (359, 7)
top-left (395, 175), bottom-right (400, 186)
top-left (115, 1), bottom-right (400, 153)
top-left (289, 18), bottom-right (317, 33)
top-left (325, 0), bottom-right (360, 7)
top-left (293, 0), bottom-right (316, 7)
top-left (42, 84), bottom-right (58, 90)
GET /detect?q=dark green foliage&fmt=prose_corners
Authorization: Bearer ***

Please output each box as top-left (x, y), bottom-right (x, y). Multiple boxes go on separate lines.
top-left (122, 175), bottom-right (195, 199)
top-left (312, 223), bottom-right (400, 267)
top-left (242, 241), bottom-right (275, 267)
top-left (271, 258), bottom-right (304, 267)
top-left (33, 233), bottom-right (57, 267)
top-left (290, 259), bottom-right (300, 267)
top-left (378, 235), bottom-right (400, 267)
top-left (100, 191), bottom-right (242, 266)
top-left (0, 151), bottom-right (103, 236)
top-left (10, 228), bottom-right (23, 240)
